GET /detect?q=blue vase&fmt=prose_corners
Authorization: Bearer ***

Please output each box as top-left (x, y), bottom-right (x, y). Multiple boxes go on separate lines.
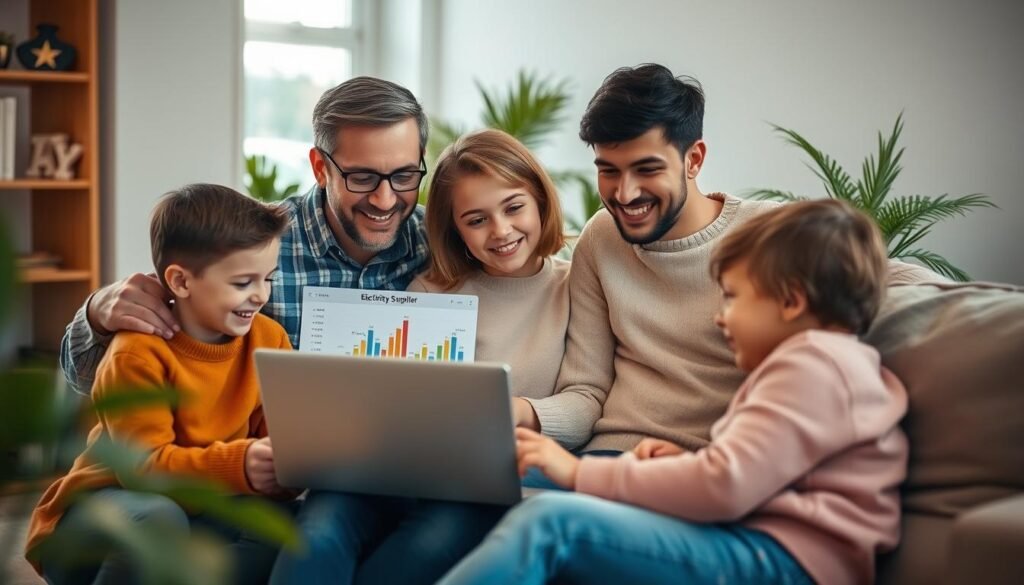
top-left (16, 24), bottom-right (76, 71)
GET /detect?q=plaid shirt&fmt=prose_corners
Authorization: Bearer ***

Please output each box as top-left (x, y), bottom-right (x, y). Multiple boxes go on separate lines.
top-left (60, 185), bottom-right (428, 393)
top-left (268, 185), bottom-right (430, 348)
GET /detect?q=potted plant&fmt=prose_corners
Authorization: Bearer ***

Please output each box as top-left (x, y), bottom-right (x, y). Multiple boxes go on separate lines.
top-left (244, 154), bottom-right (301, 202)
top-left (750, 114), bottom-right (996, 281)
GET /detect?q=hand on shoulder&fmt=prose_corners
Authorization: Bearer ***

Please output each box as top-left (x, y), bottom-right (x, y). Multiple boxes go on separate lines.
top-left (87, 273), bottom-right (179, 339)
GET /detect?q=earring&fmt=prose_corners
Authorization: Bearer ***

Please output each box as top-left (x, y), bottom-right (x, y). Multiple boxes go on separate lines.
top-left (464, 247), bottom-right (475, 261)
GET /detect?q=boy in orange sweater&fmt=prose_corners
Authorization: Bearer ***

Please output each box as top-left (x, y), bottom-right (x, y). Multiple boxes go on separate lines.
top-left (27, 184), bottom-right (293, 585)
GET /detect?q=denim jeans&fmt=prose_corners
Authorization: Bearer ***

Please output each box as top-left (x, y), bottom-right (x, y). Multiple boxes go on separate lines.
top-left (270, 490), bottom-right (508, 585)
top-left (40, 488), bottom-right (294, 585)
top-left (437, 491), bottom-right (814, 585)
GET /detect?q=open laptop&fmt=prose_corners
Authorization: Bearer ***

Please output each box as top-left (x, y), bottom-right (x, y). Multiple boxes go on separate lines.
top-left (254, 349), bottom-right (525, 506)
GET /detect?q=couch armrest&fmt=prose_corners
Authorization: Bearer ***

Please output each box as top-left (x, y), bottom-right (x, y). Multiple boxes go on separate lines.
top-left (946, 493), bottom-right (1024, 585)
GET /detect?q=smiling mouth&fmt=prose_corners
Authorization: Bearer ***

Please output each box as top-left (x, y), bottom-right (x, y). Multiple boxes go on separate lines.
top-left (232, 310), bottom-right (256, 319)
top-left (489, 238), bottom-right (523, 256)
top-left (361, 209), bottom-right (396, 223)
top-left (616, 201), bottom-right (656, 223)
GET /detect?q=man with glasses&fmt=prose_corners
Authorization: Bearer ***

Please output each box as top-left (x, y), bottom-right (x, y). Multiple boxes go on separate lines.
top-left (59, 76), bottom-right (431, 390)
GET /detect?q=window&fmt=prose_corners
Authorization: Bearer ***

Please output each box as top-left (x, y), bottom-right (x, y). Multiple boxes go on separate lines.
top-left (243, 0), bottom-right (360, 193)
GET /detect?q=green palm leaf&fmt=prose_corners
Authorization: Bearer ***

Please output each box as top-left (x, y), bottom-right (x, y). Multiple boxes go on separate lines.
top-left (552, 171), bottom-right (604, 233)
top-left (770, 125), bottom-right (858, 203)
top-left (477, 71), bottom-right (570, 149)
top-left (244, 155), bottom-right (301, 202)
top-left (757, 115), bottom-right (996, 281)
top-left (856, 113), bottom-right (905, 212)
top-left (425, 117), bottom-right (465, 166)
top-left (746, 189), bottom-right (808, 202)
top-left (876, 194), bottom-right (996, 246)
top-left (898, 248), bottom-right (971, 282)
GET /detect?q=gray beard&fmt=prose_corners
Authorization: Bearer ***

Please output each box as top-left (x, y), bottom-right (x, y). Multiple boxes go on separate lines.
top-left (338, 210), bottom-right (398, 253)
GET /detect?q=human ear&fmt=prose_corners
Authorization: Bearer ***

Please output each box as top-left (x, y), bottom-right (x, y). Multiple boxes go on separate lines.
top-left (309, 147), bottom-right (328, 187)
top-left (780, 284), bottom-right (809, 322)
top-left (685, 140), bottom-right (707, 179)
top-left (164, 264), bottom-right (192, 299)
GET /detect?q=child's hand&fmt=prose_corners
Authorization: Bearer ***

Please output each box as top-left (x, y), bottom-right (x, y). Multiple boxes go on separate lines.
top-left (516, 428), bottom-right (580, 490)
top-left (245, 437), bottom-right (282, 495)
top-left (633, 438), bottom-right (685, 460)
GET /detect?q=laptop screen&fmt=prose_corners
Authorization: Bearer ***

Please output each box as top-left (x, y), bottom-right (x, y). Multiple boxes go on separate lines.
top-left (298, 286), bottom-right (480, 362)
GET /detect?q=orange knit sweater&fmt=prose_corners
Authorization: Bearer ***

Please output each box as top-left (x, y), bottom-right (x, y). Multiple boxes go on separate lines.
top-left (26, 313), bottom-right (291, 558)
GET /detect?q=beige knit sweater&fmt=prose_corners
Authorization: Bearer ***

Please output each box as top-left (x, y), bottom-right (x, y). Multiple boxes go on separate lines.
top-left (408, 257), bottom-right (570, 399)
top-left (527, 193), bottom-right (779, 452)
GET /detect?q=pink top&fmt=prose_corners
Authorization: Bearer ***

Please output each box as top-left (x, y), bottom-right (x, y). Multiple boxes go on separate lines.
top-left (576, 330), bottom-right (908, 585)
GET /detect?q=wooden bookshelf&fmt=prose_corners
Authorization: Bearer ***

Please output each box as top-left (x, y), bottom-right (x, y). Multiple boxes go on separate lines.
top-left (0, 0), bottom-right (100, 352)
top-left (0, 179), bottom-right (90, 190)
top-left (0, 70), bottom-right (90, 84)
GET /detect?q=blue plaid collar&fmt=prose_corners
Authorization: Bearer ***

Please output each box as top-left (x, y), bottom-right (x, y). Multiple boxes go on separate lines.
top-left (298, 184), bottom-right (419, 266)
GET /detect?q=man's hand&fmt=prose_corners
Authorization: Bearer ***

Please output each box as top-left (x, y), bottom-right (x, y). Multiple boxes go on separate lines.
top-left (244, 437), bottom-right (283, 495)
top-left (516, 428), bottom-right (579, 490)
top-left (512, 397), bottom-right (541, 431)
top-left (86, 273), bottom-right (178, 338)
top-left (633, 438), bottom-right (685, 460)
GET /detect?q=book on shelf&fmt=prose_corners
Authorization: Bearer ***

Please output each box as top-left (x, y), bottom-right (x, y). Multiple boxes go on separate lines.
top-left (17, 252), bottom-right (63, 269)
top-left (0, 96), bottom-right (15, 180)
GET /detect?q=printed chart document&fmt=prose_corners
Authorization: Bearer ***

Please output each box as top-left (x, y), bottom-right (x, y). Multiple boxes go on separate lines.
top-left (299, 286), bottom-right (479, 362)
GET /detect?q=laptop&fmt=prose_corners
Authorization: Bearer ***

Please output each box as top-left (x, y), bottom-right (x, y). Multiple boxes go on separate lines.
top-left (254, 349), bottom-right (525, 506)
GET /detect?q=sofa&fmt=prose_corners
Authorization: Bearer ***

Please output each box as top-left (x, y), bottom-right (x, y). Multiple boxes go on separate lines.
top-left (865, 280), bottom-right (1024, 585)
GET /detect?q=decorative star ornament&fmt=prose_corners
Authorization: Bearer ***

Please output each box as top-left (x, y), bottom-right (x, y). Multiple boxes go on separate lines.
top-left (31, 40), bottom-right (62, 69)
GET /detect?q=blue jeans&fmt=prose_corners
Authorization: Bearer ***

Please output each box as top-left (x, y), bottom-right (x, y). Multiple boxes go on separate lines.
top-left (437, 491), bottom-right (814, 585)
top-left (270, 491), bottom-right (508, 585)
top-left (40, 488), bottom-right (294, 585)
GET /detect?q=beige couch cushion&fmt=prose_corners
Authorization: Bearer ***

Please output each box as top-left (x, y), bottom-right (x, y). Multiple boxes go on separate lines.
top-left (865, 282), bottom-right (1024, 517)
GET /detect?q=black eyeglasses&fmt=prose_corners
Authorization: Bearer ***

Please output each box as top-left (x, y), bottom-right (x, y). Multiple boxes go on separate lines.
top-left (317, 147), bottom-right (427, 193)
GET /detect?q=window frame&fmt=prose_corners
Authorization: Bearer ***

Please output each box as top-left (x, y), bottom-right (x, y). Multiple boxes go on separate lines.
top-left (239, 0), bottom-right (368, 189)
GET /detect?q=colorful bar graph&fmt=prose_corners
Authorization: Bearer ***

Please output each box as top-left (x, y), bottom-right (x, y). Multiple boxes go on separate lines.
top-left (347, 322), bottom-right (467, 361)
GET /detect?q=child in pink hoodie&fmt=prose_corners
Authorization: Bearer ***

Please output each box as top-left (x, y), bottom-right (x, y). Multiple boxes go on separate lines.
top-left (439, 199), bottom-right (909, 585)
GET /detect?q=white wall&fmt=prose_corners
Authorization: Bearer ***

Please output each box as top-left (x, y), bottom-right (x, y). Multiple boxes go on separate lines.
top-left (436, 0), bottom-right (1024, 284)
top-left (103, 0), bottom-right (242, 279)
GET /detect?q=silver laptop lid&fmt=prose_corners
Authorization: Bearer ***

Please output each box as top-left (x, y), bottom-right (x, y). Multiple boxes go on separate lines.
top-left (255, 350), bottom-right (521, 506)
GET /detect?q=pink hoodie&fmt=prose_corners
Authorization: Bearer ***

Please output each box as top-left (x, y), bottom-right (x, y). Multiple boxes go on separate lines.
top-left (575, 330), bottom-right (908, 585)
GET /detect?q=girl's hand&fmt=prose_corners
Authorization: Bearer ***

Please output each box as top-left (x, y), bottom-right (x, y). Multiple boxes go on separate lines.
top-left (633, 438), bottom-right (685, 460)
top-left (515, 428), bottom-right (580, 489)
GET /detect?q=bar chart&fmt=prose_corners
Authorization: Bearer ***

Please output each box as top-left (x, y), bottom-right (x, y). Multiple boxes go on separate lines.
top-left (298, 287), bottom-right (479, 362)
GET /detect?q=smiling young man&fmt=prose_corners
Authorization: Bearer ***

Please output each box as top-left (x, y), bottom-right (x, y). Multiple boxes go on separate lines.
top-left (59, 76), bottom-right (431, 391)
top-left (513, 64), bottom-right (779, 458)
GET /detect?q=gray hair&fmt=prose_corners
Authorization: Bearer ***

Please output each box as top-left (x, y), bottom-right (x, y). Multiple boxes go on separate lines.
top-left (312, 76), bottom-right (429, 154)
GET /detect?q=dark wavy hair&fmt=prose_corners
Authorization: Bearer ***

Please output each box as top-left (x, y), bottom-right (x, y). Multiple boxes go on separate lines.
top-left (579, 63), bottom-right (705, 155)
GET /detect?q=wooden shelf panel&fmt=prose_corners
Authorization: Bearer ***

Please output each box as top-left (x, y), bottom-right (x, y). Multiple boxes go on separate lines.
top-left (0, 70), bottom-right (91, 85)
top-left (0, 180), bottom-right (91, 190)
top-left (19, 268), bottom-right (93, 283)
